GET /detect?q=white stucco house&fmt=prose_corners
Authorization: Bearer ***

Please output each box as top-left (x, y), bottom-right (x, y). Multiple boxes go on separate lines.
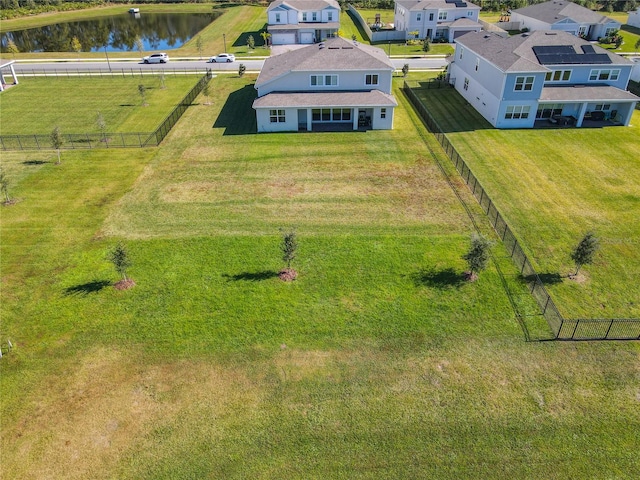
top-left (394, 0), bottom-right (482, 42)
top-left (510, 1), bottom-right (621, 41)
top-left (628, 7), bottom-right (640, 28)
top-left (253, 37), bottom-right (397, 132)
top-left (448, 30), bottom-right (638, 128)
top-left (267, 0), bottom-right (340, 45)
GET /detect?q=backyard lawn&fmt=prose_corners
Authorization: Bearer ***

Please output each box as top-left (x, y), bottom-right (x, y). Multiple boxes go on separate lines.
top-left (0, 76), bottom-right (200, 134)
top-left (0, 75), bottom-right (638, 479)
top-left (409, 83), bottom-right (640, 319)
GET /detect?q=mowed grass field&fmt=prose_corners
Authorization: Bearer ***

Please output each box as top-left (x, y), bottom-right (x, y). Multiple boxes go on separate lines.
top-left (0, 76), bottom-right (200, 134)
top-left (1, 76), bottom-right (639, 479)
top-left (410, 84), bottom-right (640, 319)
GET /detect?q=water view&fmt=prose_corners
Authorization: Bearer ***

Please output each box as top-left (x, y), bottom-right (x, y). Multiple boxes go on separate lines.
top-left (1, 12), bottom-right (222, 53)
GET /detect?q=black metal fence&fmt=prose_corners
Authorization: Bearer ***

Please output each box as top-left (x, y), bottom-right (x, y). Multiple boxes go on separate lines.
top-left (403, 81), bottom-right (640, 341)
top-left (1, 71), bottom-right (212, 151)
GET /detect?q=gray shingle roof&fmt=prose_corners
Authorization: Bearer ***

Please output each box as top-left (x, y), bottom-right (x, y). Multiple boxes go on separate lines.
top-left (455, 30), bottom-right (632, 73)
top-left (268, 0), bottom-right (340, 12)
top-left (540, 85), bottom-right (639, 101)
top-left (255, 37), bottom-right (394, 88)
top-left (396, 0), bottom-right (480, 11)
top-left (267, 22), bottom-right (340, 31)
top-left (253, 90), bottom-right (398, 108)
top-left (512, 1), bottom-right (617, 25)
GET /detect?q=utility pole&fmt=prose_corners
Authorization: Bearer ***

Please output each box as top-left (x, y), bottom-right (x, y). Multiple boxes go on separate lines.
top-left (223, 33), bottom-right (227, 52)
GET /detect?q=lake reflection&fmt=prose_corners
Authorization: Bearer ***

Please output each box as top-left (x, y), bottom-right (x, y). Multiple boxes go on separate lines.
top-left (1, 12), bottom-right (221, 53)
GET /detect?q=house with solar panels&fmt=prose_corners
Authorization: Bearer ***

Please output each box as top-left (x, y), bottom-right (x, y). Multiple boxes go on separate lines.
top-left (394, 0), bottom-right (482, 42)
top-left (448, 30), bottom-right (638, 128)
top-left (267, 0), bottom-right (340, 45)
top-left (252, 37), bottom-right (397, 132)
top-left (510, 1), bottom-right (620, 41)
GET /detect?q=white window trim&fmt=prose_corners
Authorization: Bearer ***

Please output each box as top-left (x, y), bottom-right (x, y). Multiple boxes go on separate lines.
top-left (310, 74), bottom-right (339, 87)
top-left (505, 105), bottom-right (531, 120)
top-left (545, 70), bottom-right (572, 82)
top-left (438, 11), bottom-right (447, 20)
top-left (588, 68), bottom-right (620, 82)
top-left (269, 109), bottom-right (286, 123)
top-left (365, 74), bottom-right (379, 86)
top-left (514, 76), bottom-right (534, 91)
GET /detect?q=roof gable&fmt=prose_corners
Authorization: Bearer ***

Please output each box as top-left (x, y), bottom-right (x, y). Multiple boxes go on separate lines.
top-left (512, 1), bottom-right (616, 25)
top-left (395, 0), bottom-right (481, 11)
top-left (268, 0), bottom-right (340, 12)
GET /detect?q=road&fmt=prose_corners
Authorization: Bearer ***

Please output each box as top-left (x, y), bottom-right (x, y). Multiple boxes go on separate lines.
top-left (12, 57), bottom-right (448, 75)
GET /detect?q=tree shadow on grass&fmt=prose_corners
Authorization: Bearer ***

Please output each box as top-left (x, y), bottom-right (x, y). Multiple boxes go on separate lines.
top-left (522, 272), bottom-right (564, 285)
top-left (23, 160), bottom-right (49, 165)
top-left (233, 25), bottom-right (268, 47)
top-left (213, 84), bottom-right (257, 135)
top-left (412, 267), bottom-right (465, 289)
top-left (64, 279), bottom-right (112, 296)
top-left (222, 270), bottom-right (279, 282)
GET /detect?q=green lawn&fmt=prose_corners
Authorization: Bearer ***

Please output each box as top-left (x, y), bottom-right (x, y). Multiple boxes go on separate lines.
top-left (0, 76), bottom-right (200, 134)
top-left (1, 75), bottom-right (638, 479)
top-left (409, 84), bottom-right (640, 319)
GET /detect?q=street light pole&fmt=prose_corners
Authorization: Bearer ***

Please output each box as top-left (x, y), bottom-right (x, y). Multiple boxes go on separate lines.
top-left (223, 33), bottom-right (227, 53)
top-left (388, 41), bottom-right (391, 57)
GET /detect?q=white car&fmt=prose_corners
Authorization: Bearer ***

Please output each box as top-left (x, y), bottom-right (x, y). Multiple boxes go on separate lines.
top-left (142, 53), bottom-right (169, 64)
top-left (209, 53), bottom-right (235, 63)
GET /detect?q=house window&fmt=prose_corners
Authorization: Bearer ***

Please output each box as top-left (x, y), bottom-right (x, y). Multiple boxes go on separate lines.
top-left (438, 11), bottom-right (447, 20)
top-left (310, 74), bottom-right (338, 86)
top-left (275, 13), bottom-right (281, 22)
top-left (604, 27), bottom-right (616, 37)
top-left (463, 78), bottom-right (469, 90)
top-left (536, 103), bottom-right (564, 119)
top-left (429, 13), bottom-right (434, 21)
top-left (365, 74), bottom-right (379, 85)
top-left (417, 13), bottom-right (422, 21)
top-left (594, 104), bottom-right (611, 111)
top-left (381, 108), bottom-right (387, 119)
top-left (328, 12), bottom-right (333, 21)
top-left (302, 13), bottom-right (307, 21)
top-left (475, 59), bottom-right (479, 71)
top-left (312, 12), bottom-right (318, 21)
top-left (459, 47), bottom-right (464, 60)
top-left (467, 10), bottom-right (473, 17)
top-left (514, 76), bottom-right (534, 91)
top-left (505, 105), bottom-right (530, 119)
top-left (545, 70), bottom-right (571, 82)
top-left (312, 108), bottom-right (351, 122)
top-left (589, 69), bottom-right (620, 81)
top-left (270, 109), bottom-right (286, 123)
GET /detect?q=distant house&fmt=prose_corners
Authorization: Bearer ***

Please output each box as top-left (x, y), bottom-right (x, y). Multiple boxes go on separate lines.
top-left (448, 30), bottom-right (638, 128)
top-left (510, 1), bottom-right (621, 41)
top-left (394, 0), bottom-right (482, 42)
top-left (628, 7), bottom-right (640, 28)
top-left (267, 0), bottom-right (340, 45)
top-left (253, 37), bottom-right (397, 132)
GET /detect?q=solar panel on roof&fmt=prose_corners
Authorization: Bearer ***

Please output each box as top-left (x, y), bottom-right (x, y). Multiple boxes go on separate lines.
top-left (455, 2), bottom-right (467, 6)
top-left (532, 45), bottom-right (611, 65)
top-left (581, 45), bottom-right (595, 54)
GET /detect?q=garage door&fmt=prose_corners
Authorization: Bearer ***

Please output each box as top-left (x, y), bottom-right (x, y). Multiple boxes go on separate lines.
top-left (300, 32), bottom-right (314, 44)
top-left (272, 33), bottom-right (296, 45)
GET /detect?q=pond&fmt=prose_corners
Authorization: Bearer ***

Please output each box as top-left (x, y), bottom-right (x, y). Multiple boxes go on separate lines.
top-left (1, 12), bottom-right (222, 53)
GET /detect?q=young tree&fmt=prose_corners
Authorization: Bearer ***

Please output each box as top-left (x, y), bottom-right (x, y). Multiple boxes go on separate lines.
top-left (422, 38), bottom-right (431, 53)
top-left (138, 84), bottom-right (147, 106)
top-left (135, 36), bottom-right (144, 57)
top-left (96, 111), bottom-right (107, 142)
top-left (201, 81), bottom-right (211, 105)
top-left (196, 35), bottom-right (204, 60)
top-left (7, 39), bottom-right (19, 59)
top-left (108, 242), bottom-right (132, 281)
top-left (260, 31), bottom-right (271, 47)
top-left (247, 34), bottom-right (255, 50)
top-left (71, 36), bottom-right (82, 58)
top-left (635, 38), bottom-right (640, 52)
top-left (50, 126), bottom-right (64, 165)
top-left (0, 168), bottom-right (11, 204)
top-left (402, 63), bottom-right (409, 78)
top-left (614, 34), bottom-right (624, 49)
top-left (279, 228), bottom-right (298, 281)
top-left (462, 233), bottom-right (492, 281)
top-left (570, 232), bottom-right (599, 277)
top-left (158, 72), bottom-right (166, 89)
top-left (238, 63), bottom-right (246, 77)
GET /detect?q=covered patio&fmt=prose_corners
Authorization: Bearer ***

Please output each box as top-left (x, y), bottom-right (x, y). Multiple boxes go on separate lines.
top-left (537, 85), bottom-right (638, 127)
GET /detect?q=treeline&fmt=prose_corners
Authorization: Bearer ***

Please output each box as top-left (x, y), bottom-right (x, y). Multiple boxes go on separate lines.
top-left (2, 0), bottom-right (637, 21)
